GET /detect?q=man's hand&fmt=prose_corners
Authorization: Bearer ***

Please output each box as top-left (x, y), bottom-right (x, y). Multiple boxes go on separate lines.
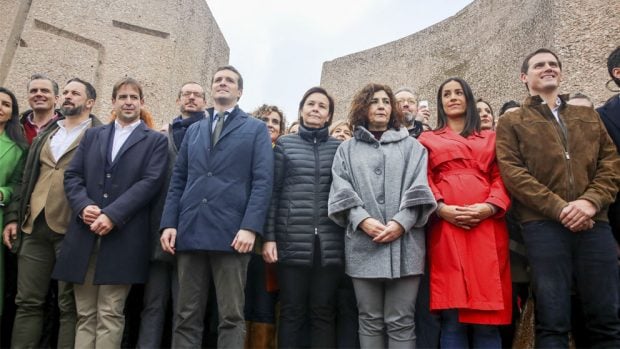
top-left (3, 222), bottom-right (18, 249)
top-left (160, 228), bottom-right (177, 255)
top-left (262, 241), bottom-right (278, 263)
top-left (359, 218), bottom-right (387, 238)
top-left (559, 199), bottom-right (597, 232)
top-left (82, 205), bottom-right (101, 225)
top-left (373, 221), bottom-right (405, 243)
top-left (90, 213), bottom-right (114, 236)
top-left (231, 229), bottom-right (256, 253)
top-left (416, 108), bottom-right (431, 123)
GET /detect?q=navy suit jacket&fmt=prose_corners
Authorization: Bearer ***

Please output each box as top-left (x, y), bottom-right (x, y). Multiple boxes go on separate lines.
top-left (160, 106), bottom-right (274, 252)
top-left (53, 121), bottom-right (168, 284)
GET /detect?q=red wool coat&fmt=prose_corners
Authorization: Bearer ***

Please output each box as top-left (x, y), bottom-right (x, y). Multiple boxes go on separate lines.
top-left (419, 128), bottom-right (512, 325)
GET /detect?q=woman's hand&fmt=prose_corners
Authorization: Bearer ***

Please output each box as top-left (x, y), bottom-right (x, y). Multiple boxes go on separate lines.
top-left (437, 203), bottom-right (496, 229)
top-left (359, 218), bottom-right (387, 238)
top-left (262, 241), bottom-right (278, 263)
top-left (373, 221), bottom-right (405, 243)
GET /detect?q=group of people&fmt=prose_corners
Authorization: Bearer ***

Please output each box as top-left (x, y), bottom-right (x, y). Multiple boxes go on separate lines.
top-left (0, 45), bottom-right (618, 349)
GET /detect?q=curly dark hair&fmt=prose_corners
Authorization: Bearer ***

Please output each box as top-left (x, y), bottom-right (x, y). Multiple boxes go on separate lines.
top-left (252, 104), bottom-right (286, 136)
top-left (347, 83), bottom-right (403, 130)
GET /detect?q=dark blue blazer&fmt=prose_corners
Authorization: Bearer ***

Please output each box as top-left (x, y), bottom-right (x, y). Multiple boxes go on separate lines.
top-left (160, 106), bottom-right (274, 252)
top-left (53, 122), bottom-right (168, 284)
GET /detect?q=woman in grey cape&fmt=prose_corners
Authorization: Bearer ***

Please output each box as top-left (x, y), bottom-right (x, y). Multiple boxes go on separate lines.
top-left (328, 83), bottom-right (436, 348)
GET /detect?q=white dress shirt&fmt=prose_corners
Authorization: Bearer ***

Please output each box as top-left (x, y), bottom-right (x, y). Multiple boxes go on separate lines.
top-left (50, 118), bottom-right (92, 162)
top-left (111, 119), bottom-right (141, 161)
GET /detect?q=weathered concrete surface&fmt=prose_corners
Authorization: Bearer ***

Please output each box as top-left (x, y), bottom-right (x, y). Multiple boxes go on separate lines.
top-left (321, 0), bottom-right (619, 122)
top-left (0, 0), bottom-right (228, 125)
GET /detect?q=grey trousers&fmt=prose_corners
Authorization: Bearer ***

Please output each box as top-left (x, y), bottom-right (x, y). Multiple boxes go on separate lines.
top-left (136, 260), bottom-right (179, 348)
top-left (352, 275), bottom-right (421, 349)
top-left (172, 251), bottom-right (250, 349)
top-left (12, 215), bottom-right (76, 349)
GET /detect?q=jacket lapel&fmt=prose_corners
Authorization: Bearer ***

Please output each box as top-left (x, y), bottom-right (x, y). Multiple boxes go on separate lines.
top-left (112, 122), bottom-right (148, 164)
top-left (0, 133), bottom-right (16, 160)
top-left (215, 108), bottom-right (246, 145)
top-left (99, 124), bottom-right (114, 163)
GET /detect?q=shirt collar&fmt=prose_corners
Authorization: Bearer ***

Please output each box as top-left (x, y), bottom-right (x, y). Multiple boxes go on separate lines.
top-left (56, 117), bottom-right (92, 130)
top-left (114, 118), bottom-right (142, 130)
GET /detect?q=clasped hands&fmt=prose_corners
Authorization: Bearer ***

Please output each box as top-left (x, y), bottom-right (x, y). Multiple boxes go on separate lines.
top-left (82, 205), bottom-right (114, 236)
top-left (559, 199), bottom-right (596, 232)
top-left (437, 203), bottom-right (496, 230)
top-left (359, 218), bottom-right (405, 243)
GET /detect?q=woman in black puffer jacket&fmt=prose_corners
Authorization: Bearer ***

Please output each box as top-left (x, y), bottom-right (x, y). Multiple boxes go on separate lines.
top-left (262, 86), bottom-right (344, 348)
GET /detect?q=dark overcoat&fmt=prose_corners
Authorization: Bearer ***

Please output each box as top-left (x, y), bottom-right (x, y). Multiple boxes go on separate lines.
top-left (52, 122), bottom-right (168, 284)
top-left (160, 106), bottom-right (274, 252)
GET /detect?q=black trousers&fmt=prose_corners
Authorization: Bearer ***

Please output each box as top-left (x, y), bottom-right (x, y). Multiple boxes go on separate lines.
top-left (277, 240), bottom-right (343, 348)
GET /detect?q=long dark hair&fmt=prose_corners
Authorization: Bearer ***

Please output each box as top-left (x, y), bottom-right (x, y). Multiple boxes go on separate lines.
top-left (435, 77), bottom-right (480, 138)
top-left (0, 87), bottom-right (28, 149)
top-left (348, 83), bottom-right (403, 130)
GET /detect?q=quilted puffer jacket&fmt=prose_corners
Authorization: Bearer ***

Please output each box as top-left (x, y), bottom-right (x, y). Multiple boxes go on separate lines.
top-left (265, 124), bottom-right (344, 267)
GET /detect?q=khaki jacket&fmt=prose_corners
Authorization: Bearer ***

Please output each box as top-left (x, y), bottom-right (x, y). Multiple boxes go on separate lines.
top-left (496, 94), bottom-right (620, 223)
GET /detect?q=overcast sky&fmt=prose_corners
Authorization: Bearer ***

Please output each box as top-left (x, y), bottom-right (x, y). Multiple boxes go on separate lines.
top-left (207, 0), bottom-right (473, 124)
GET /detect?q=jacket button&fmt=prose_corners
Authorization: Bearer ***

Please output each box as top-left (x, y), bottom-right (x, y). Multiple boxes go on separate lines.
top-left (374, 168), bottom-right (382, 175)
top-left (207, 172), bottom-right (212, 177)
top-left (374, 144), bottom-right (379, 149)
top-left (202, 198), bottom-right (208, 204)
top-left (106, 173), bottom-right (111, 178)
top-left (103, 193), bottom-right (109, 198)
top-left (378, 198), bottom-right (384, 204)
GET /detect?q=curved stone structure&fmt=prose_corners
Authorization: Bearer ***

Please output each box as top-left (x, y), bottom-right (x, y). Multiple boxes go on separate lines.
top-left (0, 0), bottom-right (228, 124)
top-left (320, 0), bottom-right (619, 121)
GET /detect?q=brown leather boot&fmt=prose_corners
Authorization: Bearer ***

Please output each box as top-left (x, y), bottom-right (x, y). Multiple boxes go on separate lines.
top-left (250, 322), bottom-right (276, 349)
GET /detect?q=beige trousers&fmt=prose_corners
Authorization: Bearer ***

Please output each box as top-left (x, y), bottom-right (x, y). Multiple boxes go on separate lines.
top-left (73, 247), bottom-right (131, 348)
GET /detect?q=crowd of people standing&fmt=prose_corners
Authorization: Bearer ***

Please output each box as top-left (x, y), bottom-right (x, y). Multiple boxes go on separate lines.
top-left (0, 45), bottom-right (619, 349)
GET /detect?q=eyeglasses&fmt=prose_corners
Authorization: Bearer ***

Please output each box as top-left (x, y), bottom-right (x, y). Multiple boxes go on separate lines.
top-left (396, 98), bottom-right (417, 105)
top-left (181, 91), bottom-right (204, 98)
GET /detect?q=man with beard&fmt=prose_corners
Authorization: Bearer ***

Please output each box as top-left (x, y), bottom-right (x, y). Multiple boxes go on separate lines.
top-left (3, 78), bottom-right (102, 348)
top-left (395, 87), bottom-right (430, 138)
top-left (137, 81), bottom-right (207, 348)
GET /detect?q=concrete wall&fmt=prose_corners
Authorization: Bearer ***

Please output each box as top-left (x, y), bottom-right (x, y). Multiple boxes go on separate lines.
top-left (320, 0), bottom-right (619, 122)
top-left (0, 0), bottom-right (229, 125)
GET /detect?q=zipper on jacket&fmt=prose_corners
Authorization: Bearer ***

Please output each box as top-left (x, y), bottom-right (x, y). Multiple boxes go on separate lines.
top-left (543, 105), bottom-right (576, 200)
top-left (313, 136), bottom-right (320, 238)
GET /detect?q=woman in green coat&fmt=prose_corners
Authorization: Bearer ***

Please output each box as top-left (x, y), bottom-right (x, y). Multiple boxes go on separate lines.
top-left (0, 87), bottom-right (27, 317)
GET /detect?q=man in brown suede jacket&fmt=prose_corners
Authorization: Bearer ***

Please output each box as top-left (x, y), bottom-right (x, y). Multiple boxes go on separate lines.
top-left (496, 48), bottom-right (620, 348)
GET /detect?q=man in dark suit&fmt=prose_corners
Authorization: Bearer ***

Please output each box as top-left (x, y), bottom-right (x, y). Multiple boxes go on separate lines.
top-left (52, 78), bottom-right (167, 348)
top-left (160, 65), bottom-right (274, 348)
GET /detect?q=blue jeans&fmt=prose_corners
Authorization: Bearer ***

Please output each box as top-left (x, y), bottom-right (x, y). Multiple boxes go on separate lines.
top-left (440, 309), bottom-right (501, 348)
top-left (522, 220), bottom-right (620, 348)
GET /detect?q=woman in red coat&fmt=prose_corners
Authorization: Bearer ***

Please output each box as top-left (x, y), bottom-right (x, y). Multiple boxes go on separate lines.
top-left (418, 77), bottom-right (511, 348)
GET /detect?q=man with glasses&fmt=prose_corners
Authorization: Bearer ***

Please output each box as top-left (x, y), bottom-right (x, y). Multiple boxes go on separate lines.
top-left (394, 87), bottom-right (429, 138)
top-left (137, 81), bottom-right (208, 347)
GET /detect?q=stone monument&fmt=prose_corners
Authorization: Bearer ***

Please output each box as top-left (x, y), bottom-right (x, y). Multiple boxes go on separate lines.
top-left (0, 0), bottom-right (229, 125)
top-left (320, 0), bottom-right (619, 122)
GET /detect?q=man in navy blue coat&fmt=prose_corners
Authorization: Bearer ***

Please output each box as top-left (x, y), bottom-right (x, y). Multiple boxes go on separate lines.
top-left (52, 78), bottom-right (168, 348)
top-left (160, 65), bottom-right (274, 348)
